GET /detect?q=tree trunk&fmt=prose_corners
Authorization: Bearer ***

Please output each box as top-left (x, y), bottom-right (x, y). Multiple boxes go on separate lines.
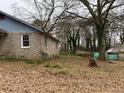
top-left (93, 37), bottom-right (96, 51)
top-left (72, 39), bottom-right (77, 55)
top-left (96, 25), bottom-right (105, 60)
top-left (86, 37), bottom-right (91, 51)
top-left (89, 40), bottom-right (93, 51)
top-left (68, 39), bottom-right (72, 52)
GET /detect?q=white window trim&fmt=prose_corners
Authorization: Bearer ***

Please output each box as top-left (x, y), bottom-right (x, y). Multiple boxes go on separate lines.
top-left (21, 34), bottom-right (30, 48)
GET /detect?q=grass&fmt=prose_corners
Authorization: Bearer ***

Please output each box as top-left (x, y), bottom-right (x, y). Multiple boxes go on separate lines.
top-left (41, 55), bottom-right (89, 75)
top-left (43, 62), bottom-right (63, 69)
top-left (24, 59), bottom-right (35, 64)
top-left (40, 55), bottom-right (124, 76)
top-left (0, 56), bottom-right (21, 62)
top-left (0, 55), bottom-right (123, 76)
top-left (0, 56), bottom-right (45, 68)
top-left (0, 55), bottom-right (124, 93)
top-left (57, 69), bottom-right (70, 75)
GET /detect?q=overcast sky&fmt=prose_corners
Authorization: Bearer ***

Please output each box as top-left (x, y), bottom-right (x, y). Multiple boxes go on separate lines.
top-left (0, 0), bottom-right (123, 20)
top-left (0, 0), bottom-right (22, 14)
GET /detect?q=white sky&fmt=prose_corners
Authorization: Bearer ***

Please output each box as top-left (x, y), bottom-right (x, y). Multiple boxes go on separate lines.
top-left (0, 0), bottom-right (23, 14)
top-left (0, 0), bottom-right (123, 20)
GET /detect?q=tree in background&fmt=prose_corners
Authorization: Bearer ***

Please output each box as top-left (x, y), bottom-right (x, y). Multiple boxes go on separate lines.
top-left (13, 0), bottom-right (75, 48)
top-left (57, 16), bottom-right (83, 55)
top-left (65, 0), bottom-right (124, 59)
top-left (13, 0), bottom-right (124, 59)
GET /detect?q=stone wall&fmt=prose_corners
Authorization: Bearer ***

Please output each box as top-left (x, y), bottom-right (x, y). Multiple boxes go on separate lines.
top-left (0, 32), bottom-right (59, 59)
top-left (0, 32), bottom-right (12, 56)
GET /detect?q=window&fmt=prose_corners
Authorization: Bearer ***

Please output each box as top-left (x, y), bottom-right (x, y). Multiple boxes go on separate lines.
top-left (21, 34), bottom-right (30, 48)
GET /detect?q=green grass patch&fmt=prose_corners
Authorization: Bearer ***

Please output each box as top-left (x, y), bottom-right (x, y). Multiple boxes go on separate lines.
top-left (24, 59), bottom-right (35, 64)
top-left (57, 69), bottom-right (69, 75)
top-left (44, 63), bottom-right (51, 68)
top-left (0, 57), bottom-right (21, 62)
top-left (53, 64), bottom-right (62, 69)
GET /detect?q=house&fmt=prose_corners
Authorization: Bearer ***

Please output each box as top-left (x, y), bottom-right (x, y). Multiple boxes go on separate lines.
top-left (105, 44), bottom-right (124, 61)
top-left (106, 44), bottom-right (124, 53)
top-left (0, 11), bottom-right (59, 59)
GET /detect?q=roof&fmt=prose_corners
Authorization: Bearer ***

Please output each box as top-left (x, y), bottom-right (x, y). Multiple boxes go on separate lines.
top-left (0, 10), bottom-right (59, 42)
top-left (0, 28), bottom-right (7, 33)
top-left (106, 44), bottom-right (124, 53)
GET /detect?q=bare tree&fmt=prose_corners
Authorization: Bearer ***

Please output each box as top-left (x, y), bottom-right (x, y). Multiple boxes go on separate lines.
top-left (65, 0), bottom-right (124, 59)
top-left (57, 15), bottom-right (83, 54)
top-left (13, 0), bottom-right (75, 49)
top-left (13, 0), bottom-right (76, 33)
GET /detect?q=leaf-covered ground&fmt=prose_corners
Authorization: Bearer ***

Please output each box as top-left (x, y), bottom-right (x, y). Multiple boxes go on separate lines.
top-left (0, 56), bottom-right (124, 93)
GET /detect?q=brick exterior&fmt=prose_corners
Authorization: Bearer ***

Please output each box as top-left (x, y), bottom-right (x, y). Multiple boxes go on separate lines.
top-left (0, 31), bottom-right (59, 59)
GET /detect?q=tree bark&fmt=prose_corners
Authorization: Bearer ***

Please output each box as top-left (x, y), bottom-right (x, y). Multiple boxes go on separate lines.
top-left (96, 24), bottom-right (105, 60)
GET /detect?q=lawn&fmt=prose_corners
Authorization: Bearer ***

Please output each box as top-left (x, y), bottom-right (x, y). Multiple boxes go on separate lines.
top-left (0, 56), bottom-right (124, 93)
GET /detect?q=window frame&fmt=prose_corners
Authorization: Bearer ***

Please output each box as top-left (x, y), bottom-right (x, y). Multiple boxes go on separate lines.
top-left (21, 34), bottom-right (30, 48)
